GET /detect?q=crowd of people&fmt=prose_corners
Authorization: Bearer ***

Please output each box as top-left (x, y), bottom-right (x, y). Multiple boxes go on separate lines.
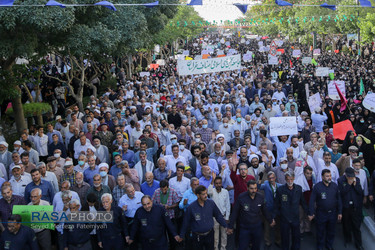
top-left (0, 31), bottom-right (374, 250)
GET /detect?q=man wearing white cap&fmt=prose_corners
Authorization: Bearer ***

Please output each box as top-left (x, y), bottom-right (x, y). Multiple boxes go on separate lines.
top-left (248, 154), bottom-right (267, 183)
top-left (98, 163), bottom-right (116, 191)
top-left (13, 140), bottom-right (24, 155)
top-left (0, 141), bottom-right (12, 170)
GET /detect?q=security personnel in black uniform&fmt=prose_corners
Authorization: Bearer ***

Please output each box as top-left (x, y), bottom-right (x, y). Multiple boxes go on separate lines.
top-left (180, 185), bottom-right (228, 250)
top-left (129, 195), bottom-right (181, 250)
top-left (309, 169), bottom-right (342, 250)
top-left (228, 180), bottom-right (275, 250)
top-left (63, 199), bottom-right (92, 250)
top-left (97, 193), bottom-right (128, 250)
top-left (338, 165), bottom-right (364, 250)
top-left (274, 171), bottom-right (308, 250)
top-left (0, 214), bottom-right (39, 250)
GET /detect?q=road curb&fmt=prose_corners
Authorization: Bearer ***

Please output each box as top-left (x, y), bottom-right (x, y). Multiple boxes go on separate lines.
top-left (363, 216), bottom-right (375, 238)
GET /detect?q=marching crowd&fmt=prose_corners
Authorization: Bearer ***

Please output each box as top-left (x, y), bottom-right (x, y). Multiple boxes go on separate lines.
top-left (0, 31), bottom-right (375, 250)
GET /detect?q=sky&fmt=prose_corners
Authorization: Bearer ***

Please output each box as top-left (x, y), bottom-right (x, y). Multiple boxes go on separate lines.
top-left (193, 0), bottom-right (258, 22)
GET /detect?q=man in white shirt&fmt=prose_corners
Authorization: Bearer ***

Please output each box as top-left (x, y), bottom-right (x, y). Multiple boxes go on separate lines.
top-left (130, 122), bottom-right (142, 148)
top-left (218, 118), bottom-right (233, 142)
top-left (178, 139), bottom-right (192, 161)
top-left (271, 85), bottom-right (286, 103)
top-left (53, 180), bottom-right (80, 210)
top-left (74, 134), bottom-right (92, 159)
top-left (315, 151), bottom-right (340, 183)
top-left (37, 162), bottom-right (59, 194)
top-left (352, 158), bottom-right (368, 197)
top-left (208, 176), bottom-right (230, 250)
top-left (34, 126), bottom-right (49, 161)
top-left (134, 151), bottom-right (154, 184)
top-left (169, 165), bottom-right (190, 198)
top-left (28, 188), bottom-right (52, 250)
top-left (164, 145), bottom-right (187, 173)
top-left (9, 165), bottom-right (32, 196)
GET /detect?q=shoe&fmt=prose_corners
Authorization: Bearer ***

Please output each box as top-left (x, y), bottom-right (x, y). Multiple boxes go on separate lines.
top-left (275, 243), bottom-right (281, 248)
top-left (326, 248), bottom-right (334, 250)
top-left (356, 246), bottom-right (364, 250)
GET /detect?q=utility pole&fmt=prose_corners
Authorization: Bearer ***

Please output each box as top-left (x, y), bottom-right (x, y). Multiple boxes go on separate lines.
top-left (357, 0), bottom-right (361, 56)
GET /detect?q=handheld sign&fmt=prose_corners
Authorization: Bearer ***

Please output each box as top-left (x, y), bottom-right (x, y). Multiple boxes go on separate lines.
top-left (328, 80), bottom-right (346, 100)
top-left (363, 93), bottom-right (375, 112)
top-left (270, 117), bottom-right (298, 136)
top-left (316, 67), bottom-right (329, 77)
top-left (308, 93), bottom-right (322, 113)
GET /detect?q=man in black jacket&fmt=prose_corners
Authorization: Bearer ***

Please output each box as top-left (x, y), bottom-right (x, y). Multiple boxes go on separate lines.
top-left (274, 171), bottom-right (308, 250)
top-left (338, 166), bottom-right (364, 250)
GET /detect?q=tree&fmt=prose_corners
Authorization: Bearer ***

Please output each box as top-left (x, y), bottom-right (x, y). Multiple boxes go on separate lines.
top-left (0, 2), bottom-right (76, 133)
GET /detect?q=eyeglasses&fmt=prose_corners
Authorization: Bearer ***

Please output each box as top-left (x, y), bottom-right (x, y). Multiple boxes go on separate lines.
top-left (239, 168), bottom-right (247, 171)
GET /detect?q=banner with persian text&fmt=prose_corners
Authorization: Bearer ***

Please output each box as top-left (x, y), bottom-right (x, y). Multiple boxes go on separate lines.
top-left (177, 54), bottom-right (241, 75)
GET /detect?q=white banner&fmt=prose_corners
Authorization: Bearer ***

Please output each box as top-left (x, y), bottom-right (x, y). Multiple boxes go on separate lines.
top-left (308, 93), bottom-right (322, 113)
top-left (182, 50), bottom-right (189, 56)
top-left (268, 56), bottom-right (278, 65)
top-left (201, 49), bottom-right (209, 55)
top-left (243, 52), bottom-right (253, 62)
top-left (156, 59), bottom-right (165, 66)
top-left (270, 117), bottom-right (298, 136)
top-left (313, 49), bottom-right (321, 55)
top-left (316, 67), bottom-right (329, 77)
top-left (139, 72), bottom-right (150, 77)
top-left (328, 80), bottom-right (346, 100)
top-left (177, 55), bottom-right (241, 76)
top-left (292, 49), bottom-right (301, 57)
top-left (302, 57), bottom-right (311, 64)
top-left (363, 93), bottom-right (375, 112)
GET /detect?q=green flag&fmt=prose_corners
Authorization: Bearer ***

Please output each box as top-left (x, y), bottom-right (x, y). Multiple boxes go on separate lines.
top-left (311, 58), bottom-right (318, 66)
top-left (359, 78), bottom-right (364, 95)
top-left (329, 73), bottom-right (334, 80)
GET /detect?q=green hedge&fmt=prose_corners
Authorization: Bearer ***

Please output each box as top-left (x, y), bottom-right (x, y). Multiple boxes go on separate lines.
top-left (6, 102), bottom-right (52, 118)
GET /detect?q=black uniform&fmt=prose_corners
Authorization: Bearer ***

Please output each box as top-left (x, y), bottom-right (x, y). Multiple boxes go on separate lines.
top-left (274, 183), bottom-right (307, 250)
top-left (309, 181), bottom-right (342, 250)
top-left (180, 199), bottom-right (227, 250)
top-left (131, 204), bottom-right (177, 250)
top-left (63, 223), bottom-right (92, 250)
top-left (0, 225), bottom-right (39, 250)
top-left (97, 206), bottom-right (128, 250)
top-left (338, 175), bottom-right (364, 249)
top-left (229, 192), bottom-right (272, 250)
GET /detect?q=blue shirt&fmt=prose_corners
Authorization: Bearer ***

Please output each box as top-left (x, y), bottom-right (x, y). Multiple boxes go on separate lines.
top-left (195, 159), bottom-right (219, 178)
top-left (199, 176), bottom-right (212, 188)
top-left (84, 166), bottom-right (99, 186)
top-left (24, 180), bottom-right (55, 204)
top-left (179, 188), bottom-right (197, 211)
top-left (118, 191), bottom-right (143, 218)
top-left (259, 180), bottom-right (282, 213)
top-left (109, 165), bottom-right (122, 178)
top-left (141, 180), bottom-right (160, 197)
top-left (311, 113), bottom-right (328, 132)
top-left (180, 199), bottom-right (227, 237)
top-left (238, 105), bottom-right (250, 117)
top-left (47, 130), bottom-right (63, 144)
top-left (122, 150), bottom-right (135, 168)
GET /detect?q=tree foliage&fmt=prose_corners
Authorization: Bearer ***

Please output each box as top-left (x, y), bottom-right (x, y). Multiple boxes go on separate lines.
top-left (245, 0), bottom-right (374, 41)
